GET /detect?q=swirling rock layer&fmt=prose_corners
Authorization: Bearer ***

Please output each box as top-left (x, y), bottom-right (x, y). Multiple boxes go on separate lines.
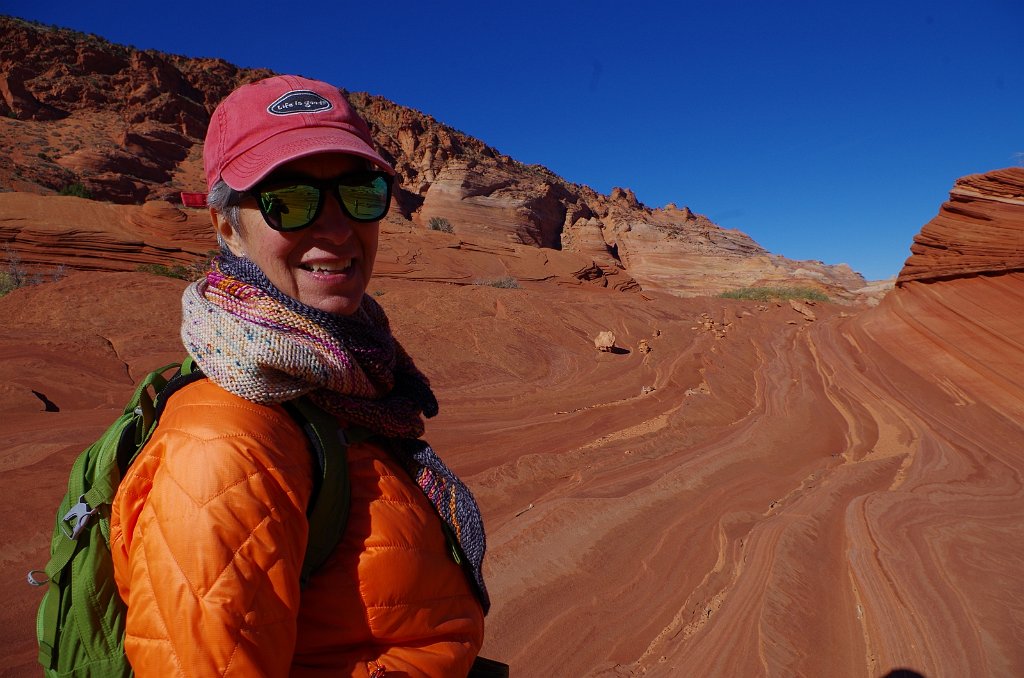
top-left (2, 261), bottom-right (1021, 676)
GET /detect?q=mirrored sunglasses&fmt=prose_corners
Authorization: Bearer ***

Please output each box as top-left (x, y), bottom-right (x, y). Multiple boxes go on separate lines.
top-left (249, 170), bottom-right (393, 231)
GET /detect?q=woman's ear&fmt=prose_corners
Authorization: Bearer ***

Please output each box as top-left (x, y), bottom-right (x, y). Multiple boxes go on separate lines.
top-left (210, 208), bottom-right (245, 256)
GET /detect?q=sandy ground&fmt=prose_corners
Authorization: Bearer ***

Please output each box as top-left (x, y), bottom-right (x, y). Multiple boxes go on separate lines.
top-left (1, 265), bottom-right (1022, 677)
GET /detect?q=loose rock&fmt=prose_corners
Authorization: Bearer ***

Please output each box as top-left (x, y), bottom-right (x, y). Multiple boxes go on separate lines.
top-left (594, 331), bottom-right (617, 352)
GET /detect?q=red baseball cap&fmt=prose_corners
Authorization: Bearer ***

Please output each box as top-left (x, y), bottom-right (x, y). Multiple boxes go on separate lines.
top-left (203, 74), bottom-right (394, 192)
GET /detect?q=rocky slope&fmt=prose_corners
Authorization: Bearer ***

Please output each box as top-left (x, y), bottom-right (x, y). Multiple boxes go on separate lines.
top-left (0, 15), bottom-right (868, 299)
top-left (1, 169), bottom-right (1022, 676)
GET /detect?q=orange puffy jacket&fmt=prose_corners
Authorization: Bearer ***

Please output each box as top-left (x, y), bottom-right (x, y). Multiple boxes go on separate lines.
top-left (110, 379), bottom-right (484, 677)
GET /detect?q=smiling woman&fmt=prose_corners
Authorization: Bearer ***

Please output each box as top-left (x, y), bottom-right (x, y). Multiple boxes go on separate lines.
top-left (215, 154), bottom-right (384, 316)
top-left (107, 75), bottom-right (500, 677)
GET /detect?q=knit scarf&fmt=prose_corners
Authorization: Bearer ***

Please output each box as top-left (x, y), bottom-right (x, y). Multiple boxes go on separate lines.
top-left (181, 253), bottom-right (489, 611)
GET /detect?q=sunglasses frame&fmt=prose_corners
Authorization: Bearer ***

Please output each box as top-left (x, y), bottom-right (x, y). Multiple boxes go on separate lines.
top-left (244, 169), bottom-right (394, 232)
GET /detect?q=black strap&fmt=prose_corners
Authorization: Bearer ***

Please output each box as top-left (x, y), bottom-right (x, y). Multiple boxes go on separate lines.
top-left (153, 362), bottom-right (207, 421)
top-left (282, 398), bottom-right (352, 589)
top-left (469, 655), bottom-right (510, 677)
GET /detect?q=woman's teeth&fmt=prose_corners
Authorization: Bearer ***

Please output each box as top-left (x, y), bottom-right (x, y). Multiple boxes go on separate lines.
top-left (303, 260), bottom-right (352, 274)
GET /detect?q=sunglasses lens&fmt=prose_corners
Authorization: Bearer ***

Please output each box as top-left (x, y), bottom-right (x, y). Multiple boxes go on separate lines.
top-left (259, 184), bottom-right (321, 230)
top-left (339, 175), bottom-right (390, 221)
top-left (254, 172), bottom-right (390, 230)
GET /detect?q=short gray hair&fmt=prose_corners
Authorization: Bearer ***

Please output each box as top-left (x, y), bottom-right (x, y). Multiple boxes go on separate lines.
top-left (207, 179), bottom-right (243, 233)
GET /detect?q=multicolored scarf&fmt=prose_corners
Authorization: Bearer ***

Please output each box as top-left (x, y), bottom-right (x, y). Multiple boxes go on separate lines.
top-left (181, 253), bottom-right (489, 611)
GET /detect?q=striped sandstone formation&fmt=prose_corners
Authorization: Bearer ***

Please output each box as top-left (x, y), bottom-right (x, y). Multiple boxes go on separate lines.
top-left (898, 167), bottom-right (1024, 284)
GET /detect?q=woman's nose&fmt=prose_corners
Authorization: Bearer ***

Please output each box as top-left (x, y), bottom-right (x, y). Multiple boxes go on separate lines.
top-left (308, 190), bottom-right (355, 240)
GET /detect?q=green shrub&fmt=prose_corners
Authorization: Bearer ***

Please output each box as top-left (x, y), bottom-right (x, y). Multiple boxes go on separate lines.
top-left (427, 216), bottom-right (454, 233)
top-left (0, 271), bottom-right (15, 296)
top-left (136, 263), bottom-right (192, 280)
top-left (137, 251), bottom-right (218, 281)
top-left (719, 286), bottom-right (828, 302)
top-left (59, 182), bottom-right (92, 199)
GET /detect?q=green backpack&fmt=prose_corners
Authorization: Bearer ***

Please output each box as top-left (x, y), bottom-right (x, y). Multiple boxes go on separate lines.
top-left (29, 358), bottom-right (353, 677)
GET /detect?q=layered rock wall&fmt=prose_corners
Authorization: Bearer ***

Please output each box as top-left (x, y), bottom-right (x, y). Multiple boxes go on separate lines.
top-left (0, 16), bottom-right (869, 298)
top-left (898, 168), bottom-right (1024, 284)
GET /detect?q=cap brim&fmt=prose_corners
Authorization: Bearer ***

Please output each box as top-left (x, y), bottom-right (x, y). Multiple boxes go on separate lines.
top-left (220, 127), bottom-right (395, 190)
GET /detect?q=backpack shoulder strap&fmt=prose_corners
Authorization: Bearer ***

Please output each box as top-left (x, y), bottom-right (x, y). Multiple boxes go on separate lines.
top-left (35, 360), bottom-right (183, 672)
top-left (282, 398), bottom-right (372, 588)
top-left (41, 361), bottom-right (182, 581)
top-left (113, 358), bottom-right (207, 473)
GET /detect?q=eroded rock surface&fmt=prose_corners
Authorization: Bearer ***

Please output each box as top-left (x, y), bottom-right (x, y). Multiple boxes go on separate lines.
top-left (2, 177), bottom-right (1022, 676)
top-left (2, 17), bottom-right (1022, 677)
top-left (898, 167), bottom-right (1024, 284)
top-left (0, 16), bottom-right (872, 298)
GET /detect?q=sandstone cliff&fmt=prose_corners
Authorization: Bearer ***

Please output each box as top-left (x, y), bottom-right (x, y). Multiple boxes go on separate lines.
top-left (898, 167), bottom-right (1024, 284)
top-left (0, 15), bottom-right (867, 298)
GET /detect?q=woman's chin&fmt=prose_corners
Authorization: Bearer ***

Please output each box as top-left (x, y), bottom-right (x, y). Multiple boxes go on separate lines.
top-left (297, 277), bottom-right (368, 315)
top-left (308, 292), bottom-right (366, 315)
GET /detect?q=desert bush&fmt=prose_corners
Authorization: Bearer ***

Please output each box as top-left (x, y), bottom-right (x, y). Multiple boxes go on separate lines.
top-left (59, 182), bottom-right (92, 199)
top-left (427, 216), bottom-right (454, 233)
top-left (136, 263), bottom-right (192, 280)
top-left (719, 286), bottom-right (828, 302)
top-left (0, 247), bottom-right (67, 297)
top-left (4, 246), bottom-right (28, 288)
top-left (137, 251), bottom-right (219, 281)
top-left (474, 276), bottom-right (520, 289)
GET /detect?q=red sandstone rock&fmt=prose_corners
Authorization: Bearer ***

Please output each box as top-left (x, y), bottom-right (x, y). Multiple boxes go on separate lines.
top-left (898, 167), bottom-right (1024, 284)
top-left (0, 65), bottom-right (68, 121)
top-left (2, 167), bottom-right (1024, 677)
top-left (3, 271), bottom-right (1022, 677)
top-left (0, 16), bottom-right (873, 299)
top-left (0, 193), bottom-right (215, 272)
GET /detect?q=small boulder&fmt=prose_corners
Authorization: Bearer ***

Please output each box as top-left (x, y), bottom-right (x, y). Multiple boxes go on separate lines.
top-left (594, 331), bottom-right (617, 352)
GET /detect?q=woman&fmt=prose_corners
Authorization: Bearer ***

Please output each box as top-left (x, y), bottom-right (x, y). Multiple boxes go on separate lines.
top-left (110, 75), bottom-right (489, 677)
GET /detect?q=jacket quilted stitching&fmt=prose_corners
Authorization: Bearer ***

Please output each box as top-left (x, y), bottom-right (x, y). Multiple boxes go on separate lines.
top-left (110, 379), bottom-right (484, 677)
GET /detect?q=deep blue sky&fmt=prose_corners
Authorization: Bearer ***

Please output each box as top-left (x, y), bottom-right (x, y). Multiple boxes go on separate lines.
top-left (7, 0), bottom-right (1022, 280)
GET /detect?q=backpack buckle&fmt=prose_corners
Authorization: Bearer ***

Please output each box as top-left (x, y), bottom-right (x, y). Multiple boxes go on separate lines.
top-left (61, 496), bottom-right (99, 540)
